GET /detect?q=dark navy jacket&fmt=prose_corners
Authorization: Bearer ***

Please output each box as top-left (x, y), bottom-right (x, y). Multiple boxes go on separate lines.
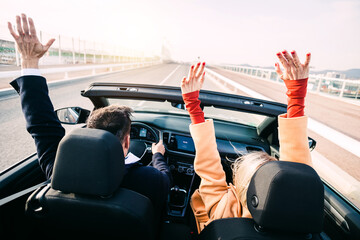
top-left (10, 75), bottom-right (172, 214)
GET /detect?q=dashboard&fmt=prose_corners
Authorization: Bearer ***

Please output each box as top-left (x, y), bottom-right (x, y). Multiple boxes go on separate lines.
top-left (130, 123), bottom-right (157, 142)
top-left (129, 113), bottom-right (272, 218)
top-left (163, 131), bottom-right (266, 161)
top-left (130, 116), bottom-right (269, 162)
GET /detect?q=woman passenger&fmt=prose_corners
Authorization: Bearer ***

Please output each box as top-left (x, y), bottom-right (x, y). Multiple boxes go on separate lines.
top-left (181, 50), bottom-right (313, 233)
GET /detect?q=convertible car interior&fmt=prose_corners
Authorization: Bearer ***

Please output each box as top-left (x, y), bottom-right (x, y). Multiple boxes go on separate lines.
top-left (0, 83), bottom-right (359, 240)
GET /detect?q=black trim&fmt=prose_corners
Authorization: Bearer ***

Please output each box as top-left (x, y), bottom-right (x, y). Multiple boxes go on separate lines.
top-left (81, 83), bottom-right (287, 117)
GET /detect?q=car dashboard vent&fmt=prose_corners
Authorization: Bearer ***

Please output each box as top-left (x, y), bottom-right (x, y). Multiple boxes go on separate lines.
top-left (163, 132), bottom-right (170, 144)
top-left (252, 137), bottom-right (265, 143)
top-left (246, 146), bottom-right (264, 153)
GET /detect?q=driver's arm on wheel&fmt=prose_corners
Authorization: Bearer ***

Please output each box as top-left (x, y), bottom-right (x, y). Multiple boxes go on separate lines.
top-left (152, 140), bottom-right (173, 185)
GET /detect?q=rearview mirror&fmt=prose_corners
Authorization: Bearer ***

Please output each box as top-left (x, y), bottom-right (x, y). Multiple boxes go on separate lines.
top-left (308, 137), bottom-right (316, 152)
top-left (56, 107), bottom-right (90, 125)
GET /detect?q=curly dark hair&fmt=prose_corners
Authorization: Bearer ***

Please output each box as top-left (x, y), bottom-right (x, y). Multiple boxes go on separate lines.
top-left (86, 105), bottom-right (133, 143)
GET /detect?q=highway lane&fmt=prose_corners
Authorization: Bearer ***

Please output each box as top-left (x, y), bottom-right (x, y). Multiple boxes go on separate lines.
top-left (1, 62), bottom-right (360, 206)
top-left (1, 62), bottom-right (359, 183)
top-left (209, 66), bottom-right (360, 181)
top-left (0, 63), bottom-right (224, 171)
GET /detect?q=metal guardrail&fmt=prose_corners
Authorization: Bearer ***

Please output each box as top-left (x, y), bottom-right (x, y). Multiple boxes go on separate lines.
top-left (0, 61), bottom-right (159, 79)
top-left (0, 61), bottom-right (161, 98)
top-left (221, 65), bottom-right (360, 100)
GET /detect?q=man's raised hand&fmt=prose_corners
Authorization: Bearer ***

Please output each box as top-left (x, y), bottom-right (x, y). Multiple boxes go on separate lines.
top-left (8, 14), bottom-right (55, 68)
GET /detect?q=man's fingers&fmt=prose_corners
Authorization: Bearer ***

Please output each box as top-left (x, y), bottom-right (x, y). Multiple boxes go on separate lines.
top-left (44, 38), bottom-right (55, 51)
top-left (16, 15), bottom-right (24, 36)
top-left (304, 53), bottom-right (311, 68)
top-left (7, 22), bottom-right (19, 39)
top-left (275, 63), bottom-right (283, 76)
top-left (28, 17), bottom-right (37, 36)
top-left (21, 14), bottom-right (30, 36)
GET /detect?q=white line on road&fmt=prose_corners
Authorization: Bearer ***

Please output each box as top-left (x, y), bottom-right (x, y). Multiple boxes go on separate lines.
top-left (137, 65), bottom-right (181, 107)
top-left (205, 67), bottom-right (360, 158)
top-left (159, 65), bottom-right (181, 85)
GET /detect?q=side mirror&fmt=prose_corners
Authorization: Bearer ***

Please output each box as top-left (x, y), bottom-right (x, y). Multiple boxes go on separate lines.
top-left (308, 137), bottom-right (316, 152)
top-left (56, 107), bottom-right (90, 125)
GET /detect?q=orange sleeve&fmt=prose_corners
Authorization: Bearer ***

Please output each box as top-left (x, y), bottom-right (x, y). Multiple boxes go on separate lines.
top-left (278, 114), bottom-right (312, 166)
top-left (283, 78), bottom-right (308, 118)
top-left (189, 120), bottom-right (228, 214)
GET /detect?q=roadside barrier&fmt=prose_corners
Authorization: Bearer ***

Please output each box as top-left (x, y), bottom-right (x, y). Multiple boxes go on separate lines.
top-left (220, 65), bottom-right (360, 101)
top-left (0, 61), bottom-right (161, 98)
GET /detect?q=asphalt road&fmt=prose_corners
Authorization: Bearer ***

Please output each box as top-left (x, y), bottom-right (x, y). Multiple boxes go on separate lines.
top-left (0, 63), bottom-right (219, 171)
top-left (1, 63), bottom-right (359, 183)
top-left (209, 66), bottom-right (360, 181)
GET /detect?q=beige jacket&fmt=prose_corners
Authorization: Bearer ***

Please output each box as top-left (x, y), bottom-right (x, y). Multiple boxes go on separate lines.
top-left (189, 114), bottom-right (312, 233)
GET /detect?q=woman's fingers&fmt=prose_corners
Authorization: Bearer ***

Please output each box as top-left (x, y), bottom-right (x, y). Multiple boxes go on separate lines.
top-left (304, 53), bottom-right (311, 68)
top-left (188, 65), bottom-right (195, 80)
top-left (276, 52), bottom-right (290, 69)
top-left (196, 62), bottom-right (205, 78)
top-left (193, 62), bottom-right (201, 78)
top-left (291, 50), bottom-right (301, 68)
top-left (282, 50), bottom-right (296, 68)
top-left (275, 63), bottom-right (283, 76)
top-left (277, 50), bottom-right (311, 80)
top-left (181, 77), bottom-right (186, 85)
top-left (200, 71), bottom-right (205, 85)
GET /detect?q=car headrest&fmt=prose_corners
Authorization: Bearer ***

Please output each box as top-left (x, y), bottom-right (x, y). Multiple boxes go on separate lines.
top-left (51, 128), bottom-right (125, 197)
top-left (246, 161), bottom-right (324, 233)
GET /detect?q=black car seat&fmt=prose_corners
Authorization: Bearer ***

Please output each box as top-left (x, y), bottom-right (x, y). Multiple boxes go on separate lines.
top-left (25, 128), bottom-right (156, 240)
top-left (199, 161), bottom-right (324, 240)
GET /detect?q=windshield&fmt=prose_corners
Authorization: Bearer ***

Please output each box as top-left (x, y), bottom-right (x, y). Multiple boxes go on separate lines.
top-left (108, 99), bottom-right (268, 127)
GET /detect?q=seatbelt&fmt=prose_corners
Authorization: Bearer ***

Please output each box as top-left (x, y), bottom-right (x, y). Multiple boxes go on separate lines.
top-left (0, 180), bottom-right (49, 207)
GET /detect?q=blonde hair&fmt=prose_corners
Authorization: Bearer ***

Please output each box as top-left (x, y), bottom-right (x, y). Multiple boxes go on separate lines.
top-left (232, 151), bottom-right (277, 208)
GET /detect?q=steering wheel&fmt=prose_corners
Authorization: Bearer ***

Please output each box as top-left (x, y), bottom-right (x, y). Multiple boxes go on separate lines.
top-left (128, 122), bottom-right (160, 161)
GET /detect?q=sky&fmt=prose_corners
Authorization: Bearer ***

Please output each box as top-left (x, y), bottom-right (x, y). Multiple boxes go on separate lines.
top-left (0, 0), bottom-right (359, 70)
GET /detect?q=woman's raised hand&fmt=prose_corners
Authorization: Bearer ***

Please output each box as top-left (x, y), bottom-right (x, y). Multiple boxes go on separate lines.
top-left (275, 50), bottom-right (310, 118)
top-left (275, 50), bottom-right (311, 80)
top-left (181, 62), bottom-right (206, 94)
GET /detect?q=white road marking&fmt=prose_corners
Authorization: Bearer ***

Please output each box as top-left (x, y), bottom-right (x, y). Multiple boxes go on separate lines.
top-left (137, 65), bottom-right (181, 107)
top-left (159, 65), bottom-right (181, 85)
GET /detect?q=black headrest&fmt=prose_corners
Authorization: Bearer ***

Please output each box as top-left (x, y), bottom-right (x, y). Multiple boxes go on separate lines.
top-left (51, 128), bottom-right (125, 196)
top-left (247, 161), bottom-right (324, 233)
